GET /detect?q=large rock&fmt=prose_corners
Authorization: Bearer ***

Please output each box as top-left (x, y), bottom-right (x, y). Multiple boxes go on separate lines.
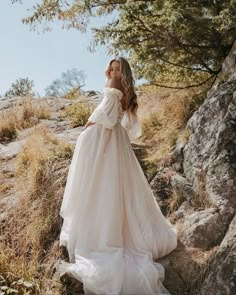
top-left (183, 80), bottom-right (236, 212)
top-left (167, 41), bottom-right (236, 294)
top-left (199, 215), bottom-right (236, 295)
top-left (170, 173), bottom-right (195, 202)
top-left (181, 81), bottom-right (236, 247)
top-left (181, 208), bottom-right (223, 249)
top-left (181, 41), bottom-right (236, 250)
top-left (158, 241), bottom-right (217, 295)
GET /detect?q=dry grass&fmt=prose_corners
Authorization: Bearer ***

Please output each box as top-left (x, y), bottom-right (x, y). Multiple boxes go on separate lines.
top-left (0, 125), bottom-right (73, 294)
top-left (64, 99), bottom-right (95, 127)
top-left (166, 189), bottom-right (186, 215)
top-left (0, 96), bottom-right (51, 143)
top-left (191, 171), bottom-right (215, 209)
top-left (0, 248), bottom-right (41, 294)
top-left (177, 128), bottom-right (192, 145)
top-left (188, 246), bottom-right (219, 295)
top-left (63, 87), bottom-right (81, 99)
top-left (141, 112), bottom-right (162, 140)
top-left (0, 183), bottom-right (11, 195)
top-left (165, 241), bottom-right (218, 295)
top-left (137, 86), bottom-right (206, 176)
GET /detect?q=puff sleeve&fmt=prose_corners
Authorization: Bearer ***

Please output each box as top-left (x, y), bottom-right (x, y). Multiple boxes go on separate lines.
top-left (88, 87), bottom-right (123, 129)
top-left (121, 111), bottom-right (142, 142)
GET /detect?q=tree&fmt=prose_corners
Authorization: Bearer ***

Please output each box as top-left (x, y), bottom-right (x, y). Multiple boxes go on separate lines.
top-left (5, 77), bottom-right (35, 97)
top-left (45, 68), bottom-right (86, 97)
top-left (13, 0), bottom-right (236, 89)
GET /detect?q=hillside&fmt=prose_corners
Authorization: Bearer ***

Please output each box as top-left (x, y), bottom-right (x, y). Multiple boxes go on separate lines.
top-left (0, 42), bottom-right (236, 295)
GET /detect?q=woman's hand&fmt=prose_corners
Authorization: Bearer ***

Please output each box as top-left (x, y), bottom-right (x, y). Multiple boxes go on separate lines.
top-left (82, 121), bottom-right (95, 131)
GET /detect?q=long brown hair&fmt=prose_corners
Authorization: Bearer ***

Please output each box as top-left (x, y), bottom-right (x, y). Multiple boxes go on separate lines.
top-left (106, 57), bottom-right (138, 115)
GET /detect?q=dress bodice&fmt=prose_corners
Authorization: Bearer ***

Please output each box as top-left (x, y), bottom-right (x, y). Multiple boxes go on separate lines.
top-left (117, 102), bottom-right (126, 123)
top-left (88, 87), bottom-right (142, 141)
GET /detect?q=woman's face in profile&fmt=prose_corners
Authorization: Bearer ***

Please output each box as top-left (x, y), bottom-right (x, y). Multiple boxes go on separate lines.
top-left (109, 61), bottom-right (122, 80)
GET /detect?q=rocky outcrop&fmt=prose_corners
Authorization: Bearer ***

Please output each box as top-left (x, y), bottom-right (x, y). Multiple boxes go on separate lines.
top-left (169, 41), bottom-right (236, 294)
top-left (181, 78), bottom-right (236, 248)
top-left (183, 79), bottom-right (236, 206)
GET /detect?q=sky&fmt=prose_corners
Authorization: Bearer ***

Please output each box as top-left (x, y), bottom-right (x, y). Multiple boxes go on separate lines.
top-left (0, 0), bottom-right (119, 97)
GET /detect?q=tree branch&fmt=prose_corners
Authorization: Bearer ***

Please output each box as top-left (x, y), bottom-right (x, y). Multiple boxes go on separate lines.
top-left (143, 74), bottom-right (216, 90)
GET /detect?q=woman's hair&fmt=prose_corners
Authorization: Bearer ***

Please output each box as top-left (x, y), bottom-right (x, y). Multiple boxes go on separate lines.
top-left (106, 56), bottom-right (138, 115)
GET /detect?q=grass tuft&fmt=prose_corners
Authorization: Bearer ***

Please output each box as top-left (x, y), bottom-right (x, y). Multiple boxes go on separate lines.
top-left (64, 100), bottom-right (95, 127)
top-left (166, 189), bottom-right (186, 215)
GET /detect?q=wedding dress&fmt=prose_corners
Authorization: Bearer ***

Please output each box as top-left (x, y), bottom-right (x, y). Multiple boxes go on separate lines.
top-left (59, 87), bottom-right (178, 295)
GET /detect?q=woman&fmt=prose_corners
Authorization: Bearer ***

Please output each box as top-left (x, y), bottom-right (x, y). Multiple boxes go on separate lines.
top-left (59, 56), bottom-right (178, 295)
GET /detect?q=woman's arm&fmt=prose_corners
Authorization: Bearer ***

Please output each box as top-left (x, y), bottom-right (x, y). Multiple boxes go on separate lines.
top-left (85, 87), bottom-right (123, 129)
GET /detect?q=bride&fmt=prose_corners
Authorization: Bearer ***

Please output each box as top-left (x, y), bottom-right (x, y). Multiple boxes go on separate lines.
top-left (59, 56), bottom-right (178, 295)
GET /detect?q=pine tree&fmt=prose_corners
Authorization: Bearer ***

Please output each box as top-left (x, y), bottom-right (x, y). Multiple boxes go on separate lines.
top-left (13, 0), bottom-right (236, 89)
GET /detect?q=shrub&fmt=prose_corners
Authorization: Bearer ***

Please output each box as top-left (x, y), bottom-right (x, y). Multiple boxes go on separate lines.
top-left (0, 96), bottom-right (51, 143)
top-left (64, 101), bottom-right (95, 127)
top-left (5, 77), bottom-right (35, 97)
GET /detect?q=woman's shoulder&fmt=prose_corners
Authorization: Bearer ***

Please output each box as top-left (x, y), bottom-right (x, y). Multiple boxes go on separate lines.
top-left (104, 79), bottom-right (124, 100)
top-left (106, 78), bottom-right (122, 89)
top-left (103, 87), bottom-right (123, 100)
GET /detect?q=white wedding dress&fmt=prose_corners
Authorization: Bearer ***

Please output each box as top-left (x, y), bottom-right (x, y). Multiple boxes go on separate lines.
top-left (59, 87), bottom-right (178, 295)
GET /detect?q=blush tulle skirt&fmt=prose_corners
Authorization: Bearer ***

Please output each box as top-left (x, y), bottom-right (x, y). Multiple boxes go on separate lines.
top-left (59, 122), bottom-right (177, 294)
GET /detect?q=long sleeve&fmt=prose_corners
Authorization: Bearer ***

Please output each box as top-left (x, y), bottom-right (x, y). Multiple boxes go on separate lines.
top-left (88, 87), bottom-right (123, 129)
top-left (121, 111), bottom-right (142, 142)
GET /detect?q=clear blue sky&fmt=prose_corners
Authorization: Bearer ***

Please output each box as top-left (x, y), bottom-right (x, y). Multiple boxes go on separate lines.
top-left (0, 1), bottom-right (120, 96)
